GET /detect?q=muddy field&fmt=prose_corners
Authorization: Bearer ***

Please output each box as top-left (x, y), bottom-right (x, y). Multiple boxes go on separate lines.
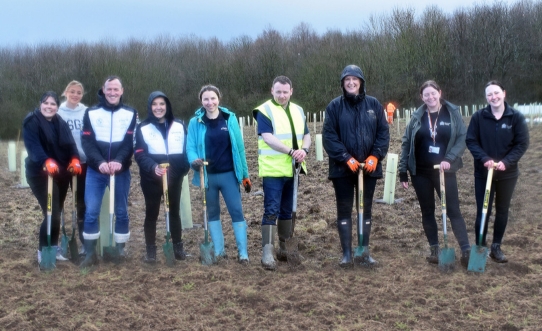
top-left (1, 120), bottom-right (541, 331)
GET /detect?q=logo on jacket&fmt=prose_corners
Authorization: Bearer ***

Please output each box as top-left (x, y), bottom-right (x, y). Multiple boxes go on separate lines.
top-left (439, 121), bottom-right (451, 126)
top-left (501, 123), bottom-right (512, 129)
top-left (221, 127), bottom-right (228, 131)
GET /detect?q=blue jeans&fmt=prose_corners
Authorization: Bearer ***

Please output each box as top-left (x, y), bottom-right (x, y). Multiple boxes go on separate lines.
top-left (83, 167), bottom-right (131, 242)
top-left (262, 177), bottom-right (294, 225)
top-left (206, 171), bottom-right (244, 223)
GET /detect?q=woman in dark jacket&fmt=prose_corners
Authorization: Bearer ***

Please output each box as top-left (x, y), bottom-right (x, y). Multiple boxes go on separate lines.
top-left (134, 91), bottom-right (190, 263)
top-left (399, 80), bottom-right (471, 267)
top-left (23, 91), bottom-right (81, 265)
top-left (466, 81), bottom-right (529, 263)
top-left (323, 65), bottom-right (390, 267)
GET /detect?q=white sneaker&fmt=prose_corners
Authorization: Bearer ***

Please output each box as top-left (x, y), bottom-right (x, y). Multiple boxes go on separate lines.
top-left (53, 246), bottom-right (69, 261)
top-left (79, 246), bottom-right (86, 256)
top-left (37, 250), bottom-right (42, 264)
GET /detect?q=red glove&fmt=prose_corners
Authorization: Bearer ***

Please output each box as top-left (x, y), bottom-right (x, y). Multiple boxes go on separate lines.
top-left (45, 158), bottom-right (59, 175)
top-left (242, 178), bottom-right (252, 193)
top-left (346, 157), bottom-right (360, 173)
top-left (68, 158), bottom-right (82, 175)
top-left (364, 156), bottom-right (378, 173)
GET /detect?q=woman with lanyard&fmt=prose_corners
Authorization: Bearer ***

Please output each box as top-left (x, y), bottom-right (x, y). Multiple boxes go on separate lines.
top-left (134, 91), bottom-right (190, 263)
top-left (399, 80), bottom-right (471, 267)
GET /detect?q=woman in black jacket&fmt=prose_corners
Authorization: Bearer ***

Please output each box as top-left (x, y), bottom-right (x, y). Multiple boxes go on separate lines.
top-left (134, 91), bottom-right (190, 263)
top-left (399, 80), bottom-right (471, 267)
top-left (23, 91), bottom-right (81, 265)
top-left (323, 65), bottom-right (390, 267)
top-left (466, 81), bottom-right (529, 263)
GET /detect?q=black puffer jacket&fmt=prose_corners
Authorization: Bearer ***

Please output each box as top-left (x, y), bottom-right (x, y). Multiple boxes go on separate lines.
top-left (323, 65), bottom-right (390, 179)
top-left (134, 91), bottom-right (189, 183)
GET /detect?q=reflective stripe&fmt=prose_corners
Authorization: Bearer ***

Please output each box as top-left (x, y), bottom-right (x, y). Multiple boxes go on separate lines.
top-left (262, 104), bottom-right (276, 135)
top-left (258, 149), bottom-right (283, 155)
top-left (258, 134), bottom-right (292, 140)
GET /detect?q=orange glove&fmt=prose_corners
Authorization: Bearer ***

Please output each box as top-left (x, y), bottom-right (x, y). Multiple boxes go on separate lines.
top-left (68, 158), bottom-right (82, 175)
top-left (346, 157), bottom-right (360, 173)
top-left (44, 158), bottom-right (59, 175)
top-left (242, 178), bottom-right (252, 193)
top-left (364, 156), bottom-right (378, 173)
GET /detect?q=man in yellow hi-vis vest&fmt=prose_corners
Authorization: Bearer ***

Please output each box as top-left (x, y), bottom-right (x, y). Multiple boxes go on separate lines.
top-left (253, 76), bottom-right (311, 270)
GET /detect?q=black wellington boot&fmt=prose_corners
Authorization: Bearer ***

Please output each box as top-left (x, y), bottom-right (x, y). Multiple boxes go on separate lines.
top-left (426, 245), bottom-right (440, 264)
top-left (337, 219), bottom-right (352, 267)
top-left (79, 239), bottom-right (98, 268)
top-left (277, 219), bottom-right (293, 262)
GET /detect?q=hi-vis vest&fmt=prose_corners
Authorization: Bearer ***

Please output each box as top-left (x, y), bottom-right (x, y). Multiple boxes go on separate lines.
top-left (256, 100), bottom-right (307, 177)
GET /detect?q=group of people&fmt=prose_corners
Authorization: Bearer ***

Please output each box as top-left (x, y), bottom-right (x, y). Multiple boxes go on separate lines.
top-left (23, 65), bottom-right (528, 271)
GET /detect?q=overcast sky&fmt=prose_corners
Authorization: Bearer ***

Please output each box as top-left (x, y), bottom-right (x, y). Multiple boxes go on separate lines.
top-left (2, 0), bottom-right (517, 47)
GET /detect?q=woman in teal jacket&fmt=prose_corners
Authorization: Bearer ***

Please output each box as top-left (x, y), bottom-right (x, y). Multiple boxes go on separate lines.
top-left (186, 85), bottom-right (252, 264)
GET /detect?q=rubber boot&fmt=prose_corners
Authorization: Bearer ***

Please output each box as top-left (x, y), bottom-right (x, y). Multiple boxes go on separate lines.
top-left (208, 220), bottom-right (226, 259)
top-left (490, 243), bottom-right (508, 263)
top-left (337, 219), bottom-right (352, 267)
top-left (173, 242), bottom-right (186, 261)
top-left (360, 246), bottom-right (377, 266)
top-left (426, 245), bottom-right (440, 264)
top-left (232, 221), bottom-right (249, 264)
top-left (358, 218), bottom-right (377, 265)
top-left (277, 219), bottom-right (293, 261)
top-left (116, 243), bottom-right (126, 257)
top-left (144, 245), bottom-right (157, 264)
top-left (460, 248), bottom-right (471, 268)
top-left (261, 225), bottom-right (276, 270)
top-left (79, 239), bottom-right (98, 268)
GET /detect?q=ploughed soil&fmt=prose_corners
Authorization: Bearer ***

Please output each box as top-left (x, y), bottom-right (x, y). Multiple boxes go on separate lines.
top-left (1, 121), bottom-right (541, 331)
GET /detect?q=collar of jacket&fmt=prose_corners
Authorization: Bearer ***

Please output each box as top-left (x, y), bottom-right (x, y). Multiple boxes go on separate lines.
top-left (196, 106), bottom-right (232, 123)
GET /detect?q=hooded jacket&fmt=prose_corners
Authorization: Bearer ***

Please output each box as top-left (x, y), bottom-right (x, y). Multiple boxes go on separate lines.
top-left (134, 91), bottom-right (189, 182)
top-left (81, 89), bottom-right (137, 172)
top-left (186, 106), bottom-right (249, 188)
top-left (323, 65), bottom-right (390, 179)
top-left (23, 109), bottom-right (79, 177)
top-left (466, 102), bottom-right (529, 180)
top-left (398, 100), bottom-right (466, 181)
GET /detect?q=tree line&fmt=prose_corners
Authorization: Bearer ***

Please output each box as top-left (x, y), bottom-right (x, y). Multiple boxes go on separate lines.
top-left (0, 0), bottom-right (540, 139)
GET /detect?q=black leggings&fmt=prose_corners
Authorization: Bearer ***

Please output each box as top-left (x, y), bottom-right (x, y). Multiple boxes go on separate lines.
top-left (68, 163), bottom-right (87, 244)
top-left (331, 174), bottom-right (377, 246)
top-left (28, 174), bottom-right (71, 251)
top-left (411, 172), bottom-right (470, 251)
top-left (474, 176), bottom-right (518, 245)
top-left (140, 176), bottom-right (183, 246)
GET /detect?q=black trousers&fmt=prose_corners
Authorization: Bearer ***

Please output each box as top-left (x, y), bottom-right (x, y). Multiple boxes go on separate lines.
top-left (28, 173), bottom-right (71, 251)
top-left (140, 176), bottom-right (183, 246)
top-left (331, 174), bottom-right (377, 246)
top-left (411, 172), bottom-right (470, 251)
top-left (474, 175), bottom-right (518, 245)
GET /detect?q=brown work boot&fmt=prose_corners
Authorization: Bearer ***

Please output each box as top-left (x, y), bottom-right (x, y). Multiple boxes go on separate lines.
top-left (460, 248), bottom-right (471, 268)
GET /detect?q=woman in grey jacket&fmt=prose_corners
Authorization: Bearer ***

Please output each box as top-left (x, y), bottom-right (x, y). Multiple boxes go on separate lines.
top-left (399, 80), bottom-right (471, 267)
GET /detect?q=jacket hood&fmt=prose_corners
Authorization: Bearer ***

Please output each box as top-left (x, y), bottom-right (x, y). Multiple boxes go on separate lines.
top-left (147, 91), bottom-right (173, 124)
top-left (97, 88), bottom-right (124, 111)
top-left (340, 65), bottom-right (366, 93)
